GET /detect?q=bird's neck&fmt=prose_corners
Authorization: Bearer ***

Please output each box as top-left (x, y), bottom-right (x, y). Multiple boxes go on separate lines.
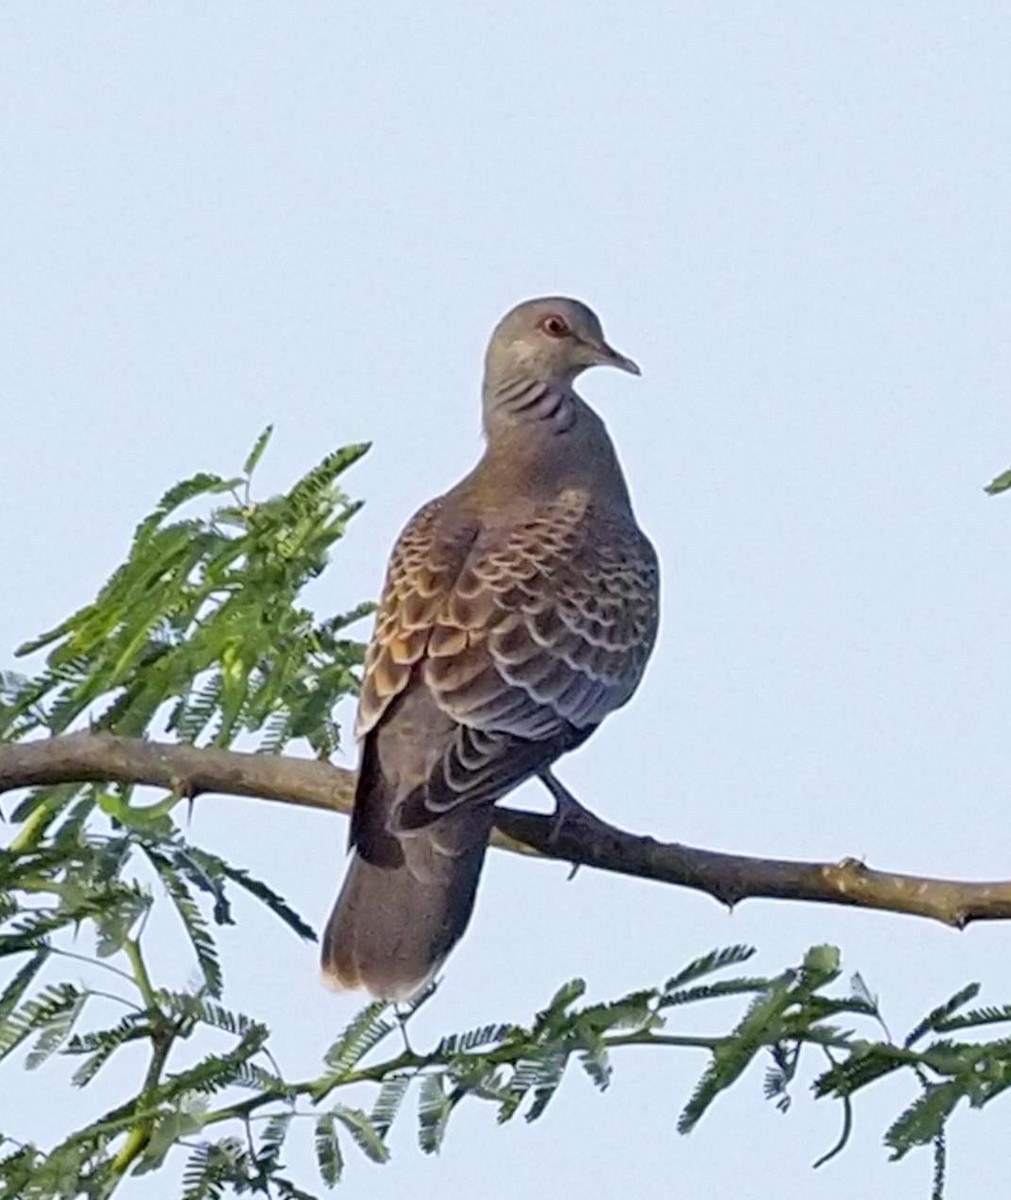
top-left (476, 377), bottom-right (632, 509)
top-left (482, 373), bottom-right (577, 438)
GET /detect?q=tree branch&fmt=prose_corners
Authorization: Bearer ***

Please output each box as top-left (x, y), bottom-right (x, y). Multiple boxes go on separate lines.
top-left (2, 731), bottom-right (1009, 929)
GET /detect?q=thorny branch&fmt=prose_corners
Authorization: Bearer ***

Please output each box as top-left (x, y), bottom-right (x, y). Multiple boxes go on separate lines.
top-left (2, 731), bottom-right (1009, 929)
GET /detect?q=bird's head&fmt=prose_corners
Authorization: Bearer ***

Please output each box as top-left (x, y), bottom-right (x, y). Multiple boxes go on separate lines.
top-left (484, 297), bottom-right (640, 392)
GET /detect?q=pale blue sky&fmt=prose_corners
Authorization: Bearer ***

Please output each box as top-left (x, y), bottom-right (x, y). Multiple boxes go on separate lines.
top-left (4, 4), bottom-right (1011, 1196)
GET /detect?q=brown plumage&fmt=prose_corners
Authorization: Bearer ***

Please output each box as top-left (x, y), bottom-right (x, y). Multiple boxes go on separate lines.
top-left (321, 297), bottom-right (659, 999)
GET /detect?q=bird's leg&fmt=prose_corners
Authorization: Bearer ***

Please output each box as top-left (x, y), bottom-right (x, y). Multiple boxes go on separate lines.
top-left (393, 978), bottom-right (439, 1053)
top-left (393, 1003), bottom-right (415, 1054)
top-left (538, 768), bottom-right (593, 845)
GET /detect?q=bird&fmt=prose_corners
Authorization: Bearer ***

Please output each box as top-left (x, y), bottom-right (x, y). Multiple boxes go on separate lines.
top-left (321, 296), bottom-right (660, 1000)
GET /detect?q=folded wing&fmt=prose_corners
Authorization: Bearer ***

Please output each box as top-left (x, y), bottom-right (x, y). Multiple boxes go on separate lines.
top-left (356, 487), bottom-right (659, 828)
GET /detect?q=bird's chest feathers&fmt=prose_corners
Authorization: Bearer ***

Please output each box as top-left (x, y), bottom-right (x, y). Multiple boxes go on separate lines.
top-left (477, 425), bottom-right (622, 507)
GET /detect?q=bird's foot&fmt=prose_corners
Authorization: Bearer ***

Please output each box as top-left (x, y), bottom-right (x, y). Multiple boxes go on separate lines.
top-left (538, 769), bottom-right (593, 847)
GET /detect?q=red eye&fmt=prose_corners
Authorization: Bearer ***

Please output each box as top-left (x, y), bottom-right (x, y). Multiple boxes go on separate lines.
top-left (541, 315), bottom-right (569, 338)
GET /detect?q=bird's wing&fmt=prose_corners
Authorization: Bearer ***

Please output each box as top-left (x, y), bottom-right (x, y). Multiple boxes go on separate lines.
top-left (356, 487), bottom-right (659, 823)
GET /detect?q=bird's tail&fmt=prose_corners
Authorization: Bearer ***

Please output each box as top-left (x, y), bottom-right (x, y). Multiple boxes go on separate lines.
top-left (320, 800), bottom-right (495, 1001)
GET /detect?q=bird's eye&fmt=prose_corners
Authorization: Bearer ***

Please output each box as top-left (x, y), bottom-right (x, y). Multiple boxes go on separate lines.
top-left (541, 315), bottom-right (569, 338)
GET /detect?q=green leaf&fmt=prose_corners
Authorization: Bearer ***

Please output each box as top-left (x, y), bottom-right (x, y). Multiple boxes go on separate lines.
top-left (763, 1042), bottom-right (796, 1114)
top-left (68, 1012), bottom-right (153, 1087)
top-left (136, 1107), bottom-right (208, 1173)
top-left (257, 1110), bottom-right (293, 1169)
top-left (497, 1052), bottom-right (568, 1125)
top-left (144, 846), bottom-right (223, 997)
top-left (577, 1037), bottom-right (612, 1091)
top-left (94, 888), bottom-right (151, 958)
top-left (984, 466), bottom-right (1011, 495)
top-left (0, 982), bottom-right (83, 1064)
top-left (533, 978), bottom-right (585, 1037)
top-left (321, 1001), bottom-right (393, 1079)
top-left (524, 1052), bottom-right (568, 1122)
top-left (417, 1075), bottom-right (452, 1154)
top-left (331, 1104), bottom-right (389, 1164)
top-left (434, 1022), bottom-right (516, 1057)
top-left (885, 1080), bottom-right (966, 1159)
top-left (243, 425), bottom-right (275, 478)
top-left (0, 952), bottom-right (47, 1029)
top-left (663, 945), bottom-right (757, 993)
top-left (192, 848), bottom-right (315, 942)
top-left (905, 984), bottom-right (981, 1048)
top-left (932, 1003), bottom-right (1011, 1034)
top-left (314, 1112), bottom-right (344, 1186)
top-left (181, 1139), bottom-right (248, 1200)
top-left (158, 1024), bottom-right (269, 1103)
top-left (813, 1043), bottom-right (906, 1100)
top-left (678, 972), bottom-right (795, 1135)
top-left (661, 975), bottom-right (771, 1009)
top-left (371, 1073), bottom-right (411, 1139)
top-left (575, 992), bottom-right (655, 1035)
top-left (161, 993), bottom-right (257, 1040)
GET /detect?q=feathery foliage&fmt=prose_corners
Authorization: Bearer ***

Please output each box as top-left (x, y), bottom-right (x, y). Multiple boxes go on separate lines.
top-left (2, 443), bottom-right (1011, 1196)
top-left (1, 425), bottom-right (371, 778)
top-left (0, 433), bottom-right (371, 1197)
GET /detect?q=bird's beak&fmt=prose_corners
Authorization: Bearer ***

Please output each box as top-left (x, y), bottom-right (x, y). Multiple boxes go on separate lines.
top-left (589, 339), bottom-right (641, 376)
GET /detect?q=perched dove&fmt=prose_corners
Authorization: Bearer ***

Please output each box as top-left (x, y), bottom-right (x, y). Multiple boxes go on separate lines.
top-left (321, 297), bottom-right (659, 999)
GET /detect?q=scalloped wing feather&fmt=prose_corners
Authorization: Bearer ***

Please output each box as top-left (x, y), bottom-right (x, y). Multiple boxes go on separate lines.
top-left (354, 487), bottom-right (658, 822)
